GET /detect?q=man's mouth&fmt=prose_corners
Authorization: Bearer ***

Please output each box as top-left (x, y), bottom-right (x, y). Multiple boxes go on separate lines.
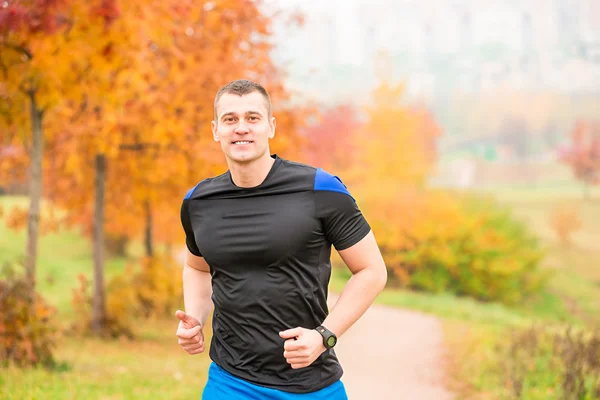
top-left (232, 141), bottom-right (253, 145)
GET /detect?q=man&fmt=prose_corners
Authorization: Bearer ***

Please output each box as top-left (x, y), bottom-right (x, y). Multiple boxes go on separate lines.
top-left (177, 79), bottom-right (387, 399)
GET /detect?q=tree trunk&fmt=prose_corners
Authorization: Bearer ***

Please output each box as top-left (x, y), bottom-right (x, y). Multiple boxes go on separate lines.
top-left (144, 199), bottom-right (153, 257)
top-left (25, 90), bottom-right (43, 298)
top-left (91, 153), bottom-right (106, 334)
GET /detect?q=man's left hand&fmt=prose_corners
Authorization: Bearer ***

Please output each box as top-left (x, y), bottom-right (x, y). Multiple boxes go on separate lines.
top-left (279, 327), bottom-right (326, 369)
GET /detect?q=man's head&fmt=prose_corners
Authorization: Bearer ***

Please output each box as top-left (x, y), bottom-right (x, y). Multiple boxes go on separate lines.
top-left (213, 80), bottom-right (272, 121)
top-left (212, 79), bottom-right (276, 164)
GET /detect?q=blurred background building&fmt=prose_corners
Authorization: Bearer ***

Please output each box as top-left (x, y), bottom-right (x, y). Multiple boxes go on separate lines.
top-left (267, 0), bottom-right (600, 188)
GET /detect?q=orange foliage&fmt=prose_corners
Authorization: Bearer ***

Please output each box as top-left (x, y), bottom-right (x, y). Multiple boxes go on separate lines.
top-left (353, 81), bottom-right (442, 246)
top-left (2, 1), bottom-right (306, 250)
top-left (0, 262), bottom-right (59, 366)
top-left (4, 206), bottom-right (28, 231)
top-left (357, 81), bottom-right (441, 188)
top-left (549, 202), bottom-right (582, 247)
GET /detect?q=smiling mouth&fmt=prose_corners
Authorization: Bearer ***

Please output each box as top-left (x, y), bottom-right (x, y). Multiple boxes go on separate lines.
top-left (232, 141), bottom-right (253, 145)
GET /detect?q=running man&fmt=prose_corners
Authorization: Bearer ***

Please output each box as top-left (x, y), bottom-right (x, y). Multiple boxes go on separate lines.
top-left (177, 79), bottom-right (387, 399)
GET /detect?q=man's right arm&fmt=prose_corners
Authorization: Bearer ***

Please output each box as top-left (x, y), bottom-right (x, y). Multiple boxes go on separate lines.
top-left (183, 250), bottom-right (213, 327)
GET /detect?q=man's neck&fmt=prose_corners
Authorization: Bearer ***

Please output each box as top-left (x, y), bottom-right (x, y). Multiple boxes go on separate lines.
top-left (228, 153), bottom-right (275, 188)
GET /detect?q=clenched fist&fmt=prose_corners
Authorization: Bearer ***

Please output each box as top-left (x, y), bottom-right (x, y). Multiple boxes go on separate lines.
top-left (175, 310), bottom-right (205, 355)
top-left (279, 327), bottom-right (326, 369)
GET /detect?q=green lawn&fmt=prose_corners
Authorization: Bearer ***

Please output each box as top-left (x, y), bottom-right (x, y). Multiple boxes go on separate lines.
top-left (0, 319), bottom-right (212, 400)
top-left (1, 196), bottom-right (211, 399)
top-left (0, 197), bottom-right (136, 318)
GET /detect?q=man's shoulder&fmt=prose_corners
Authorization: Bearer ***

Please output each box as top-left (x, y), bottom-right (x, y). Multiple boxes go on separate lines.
top-left (279, 158), bottom-right (351, 197)
top-left (183, 172), bottom-right (229, 201)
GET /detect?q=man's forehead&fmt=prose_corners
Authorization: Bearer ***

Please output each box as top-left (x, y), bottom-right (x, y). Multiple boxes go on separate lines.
top-left (217, 92), bottom-right (269, 117)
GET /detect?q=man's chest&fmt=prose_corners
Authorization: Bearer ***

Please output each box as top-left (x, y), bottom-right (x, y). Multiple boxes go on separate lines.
top-left (189, 192), bottom-right (322, 268)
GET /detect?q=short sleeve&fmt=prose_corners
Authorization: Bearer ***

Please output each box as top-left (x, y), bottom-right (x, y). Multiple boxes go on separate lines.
top-left (180, 199), bottom-right (202, 257)
top-left (314, 169), bottom-right (371, 250)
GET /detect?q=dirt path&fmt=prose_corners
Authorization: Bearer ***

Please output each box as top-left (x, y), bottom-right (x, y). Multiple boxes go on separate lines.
top-left (328, 295), bottom-right (455, 400)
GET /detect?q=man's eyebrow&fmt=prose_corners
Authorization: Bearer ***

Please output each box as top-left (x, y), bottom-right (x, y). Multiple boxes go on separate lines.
top-left (220, 111), bottom-right (236, 120)
top-left (219, 110), bottom-right (263, 119)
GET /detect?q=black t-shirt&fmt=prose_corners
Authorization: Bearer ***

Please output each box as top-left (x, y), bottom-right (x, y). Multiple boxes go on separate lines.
top-left (180, 154), bottom-right (371, 393)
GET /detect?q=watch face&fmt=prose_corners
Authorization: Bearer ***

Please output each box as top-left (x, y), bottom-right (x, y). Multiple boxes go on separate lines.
top-left (327, 336), bottom-right (337, 347)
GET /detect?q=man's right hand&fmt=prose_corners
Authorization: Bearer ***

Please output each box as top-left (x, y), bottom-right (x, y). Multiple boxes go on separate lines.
top-left (175, 310), bottom-right (205, 355)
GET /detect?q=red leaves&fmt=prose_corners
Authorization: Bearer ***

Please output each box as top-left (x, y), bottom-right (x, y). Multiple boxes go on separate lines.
top-left (0, 0), bottom-right (69, 34)
top-left (302, 104), bottom-right (361, 172)
top-left (561, 120), bottom-right (600, 185)
top-left (0, 4), bottom-right (28, 32)
top-left (91, 0), bottom-right (120, 27)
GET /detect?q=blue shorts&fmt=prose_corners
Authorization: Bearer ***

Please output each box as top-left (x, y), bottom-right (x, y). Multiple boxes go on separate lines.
top-left (202, 362), bottom-right (348, 400)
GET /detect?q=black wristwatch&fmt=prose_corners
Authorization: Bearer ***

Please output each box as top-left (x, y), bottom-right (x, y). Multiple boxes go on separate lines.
top-left (315, 325), bottom-right (337, 349)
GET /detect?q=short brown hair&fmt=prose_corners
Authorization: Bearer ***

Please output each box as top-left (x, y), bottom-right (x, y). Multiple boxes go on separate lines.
top-left (213, 79), bottom-right (272, 121)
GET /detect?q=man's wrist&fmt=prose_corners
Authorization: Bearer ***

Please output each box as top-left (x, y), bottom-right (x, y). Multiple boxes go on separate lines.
top-left (315, 325), bottom-right (337, 349)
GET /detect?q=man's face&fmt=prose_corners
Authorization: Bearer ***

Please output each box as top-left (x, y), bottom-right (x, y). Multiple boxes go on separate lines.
top-left (212, 92), bottom-right (276, 164)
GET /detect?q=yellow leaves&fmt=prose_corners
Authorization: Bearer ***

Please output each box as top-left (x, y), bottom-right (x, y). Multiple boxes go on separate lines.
top-left (357, 80), bottom-right (440, 188)
top-left (4, 205), bottom-right (28, 231)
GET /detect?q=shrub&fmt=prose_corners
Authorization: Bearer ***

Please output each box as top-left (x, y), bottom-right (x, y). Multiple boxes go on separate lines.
top-left (499, 325), bottom-right (600, 399)
top-left (70, 273), bottom-right (135, 339)
top-left (70, 255), bottom-right (183, 339)
top-left (0, 262), bottom-right (59, 367)
top-left (379, 191), bottom-right (547, 305)
top-left (129, 255), bottom-right (184, 319)
top-left (549, 202), bottom-right (582, 247)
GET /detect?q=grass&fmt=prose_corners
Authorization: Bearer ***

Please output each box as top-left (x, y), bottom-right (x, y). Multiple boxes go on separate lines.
top-left (0, 319), bottom-right (212, 400)
top-left (0, 196), bottom-right (136, 318)
top-left (0, 196), bottom-right (211, 399)
top-left (330, 267), bottom-right (575, 327)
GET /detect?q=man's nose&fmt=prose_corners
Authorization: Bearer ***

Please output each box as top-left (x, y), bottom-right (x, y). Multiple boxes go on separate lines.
top-left (234, 121), bottom-right (249, 134)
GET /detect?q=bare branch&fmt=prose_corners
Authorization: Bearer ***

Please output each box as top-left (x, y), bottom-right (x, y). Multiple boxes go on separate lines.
top-left (1, 42), bottom-right (33, 60)
top-left (119, 143), bottom-right (160, 152)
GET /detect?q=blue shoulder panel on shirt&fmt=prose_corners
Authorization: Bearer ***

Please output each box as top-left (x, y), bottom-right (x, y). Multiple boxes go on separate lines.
top-left (184, 179), bottom-right (205, 200)
top-left (314, 168), bottom-right (353, 199)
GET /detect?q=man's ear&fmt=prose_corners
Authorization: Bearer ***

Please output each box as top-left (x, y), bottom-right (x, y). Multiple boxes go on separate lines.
top-left (269, 117), bottom-right (276, 139)
top-left (211, 120), bottom-right (219, 142)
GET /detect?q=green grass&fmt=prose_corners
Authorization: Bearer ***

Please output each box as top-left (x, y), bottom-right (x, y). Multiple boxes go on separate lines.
top-left (0, 319), bottom-right (212, 400)
top-left (331, 267), bottom-right (576, 327)
top-left (0, 196), bottom-right (136, 318)
top-left (0, 195), bottom-right (211, 399)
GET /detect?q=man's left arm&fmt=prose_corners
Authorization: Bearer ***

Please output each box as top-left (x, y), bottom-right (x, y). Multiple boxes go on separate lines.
top-left (320, 230), bottom-right (387, 338)
top-left (280, 232), bottom-right (387, 369)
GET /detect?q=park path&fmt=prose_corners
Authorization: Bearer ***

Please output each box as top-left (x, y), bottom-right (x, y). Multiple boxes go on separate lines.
top-left (328, 294), bottom-right (455, 400)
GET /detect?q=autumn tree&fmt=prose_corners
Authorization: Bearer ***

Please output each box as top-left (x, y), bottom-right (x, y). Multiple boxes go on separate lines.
top-left (357, 81), bottom-right (441, 188)
top-left (0, 1), bottom-right (120, 300)
top-left (354, 80), bottom-right (442, 260)
top-left (560, 120), bottom-right (600, 199)
top-left (301, 104), bottom-right (362, 177)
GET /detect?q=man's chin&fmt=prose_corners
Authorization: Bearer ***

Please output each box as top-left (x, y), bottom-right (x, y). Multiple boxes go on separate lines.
top-left (227, 152), bottom-right (257, 164)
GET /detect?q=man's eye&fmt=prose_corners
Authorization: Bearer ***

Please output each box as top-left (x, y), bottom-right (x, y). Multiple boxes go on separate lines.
top-left (224, 117), bottom-right (234, 122)
top-left (249, 116), bottom-right (258, 121)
